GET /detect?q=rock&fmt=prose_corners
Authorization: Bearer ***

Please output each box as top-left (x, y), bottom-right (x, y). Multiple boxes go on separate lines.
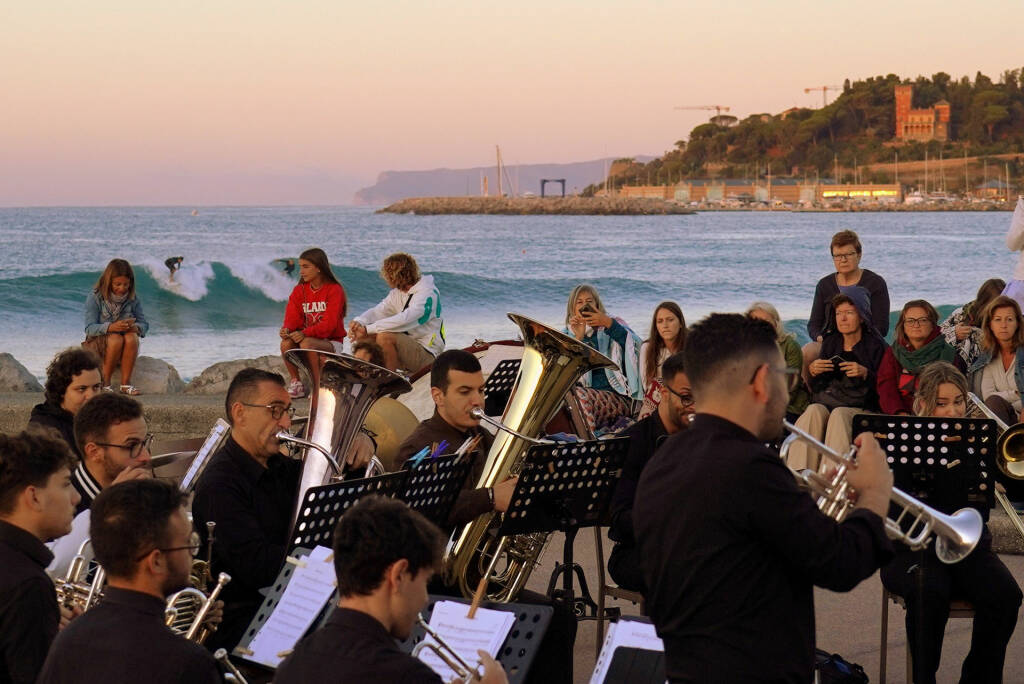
top-left (185, 355), bottom-right (289, 395)
top-left (0, 354), bottom-right (43, 392)
top-left (110, 356), bottom-right (185, 394)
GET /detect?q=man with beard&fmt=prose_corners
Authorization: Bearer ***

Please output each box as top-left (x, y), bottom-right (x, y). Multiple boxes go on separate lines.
top-left (38, 480), bottom-right (220, 683)
top-left (634, 313), bottom-right (894, 683)
top-left (607, 351), bottom-right (694, 593)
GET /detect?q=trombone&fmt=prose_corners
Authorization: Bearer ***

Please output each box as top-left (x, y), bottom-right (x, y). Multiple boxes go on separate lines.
top-left (966, 393), bottom-right (1024, 541)
top-left (780, 421), bottom-right (983, 564)
top-left (411, 613), bottom-right (484, 681)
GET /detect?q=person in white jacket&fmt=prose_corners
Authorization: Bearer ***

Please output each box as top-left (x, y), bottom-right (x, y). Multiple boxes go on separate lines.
top-left (1002, 196), bottom-right (1024, 310)
top-left (349, 253), bottom-right (445, 373)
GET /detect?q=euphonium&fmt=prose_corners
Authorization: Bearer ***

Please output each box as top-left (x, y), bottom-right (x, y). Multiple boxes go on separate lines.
top-left (966, 392), bottom-right (1024, 478)
top-left (54, 538), bottom-right (105, 612)
top-left (780, 421), bottom-right (983, 563)
top-left (444, 313), bottom-right (617, 600)
top-left (281, 350), bottom-right (412, 533)
top-left (165, 572), bottom-right (231, 643)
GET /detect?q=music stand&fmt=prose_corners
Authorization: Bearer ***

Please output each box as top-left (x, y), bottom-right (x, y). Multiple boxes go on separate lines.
top-left (499, 437), bottom-right (629, 619)
top-left (855, 414), bottom-right (995, 516)
top-left (483, 358), bottom-right (521, 417)
top-left (288, 472), bottom-right (408, 554)
top-left (397, 453), bottom-right (475, 523)
top-left (397, 594), bottom-right (553, 684)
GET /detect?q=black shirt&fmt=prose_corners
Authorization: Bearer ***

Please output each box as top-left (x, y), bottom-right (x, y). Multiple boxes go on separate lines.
top-left (27, 402), bottom-right (81, 462)
top-left (37, 587), bottom-right (220, 684)
top-left (633, 414), bottom-right (893, 683)
top-left (191, 436), bottom-right (302, 649)
top-left (396, 411), bottom-right (494, 528)
top-left (0, 520), bottom-right (58, 684)
top-left (609, 411), bottom-right (669, 546)
top-left (70, 462), bottom-right (101, 516)
top-left (275, 607), bottom-right (441, 684)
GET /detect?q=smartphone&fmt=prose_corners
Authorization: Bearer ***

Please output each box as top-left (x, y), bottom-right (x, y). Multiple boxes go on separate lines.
top-left (828, 355), bottom-right (845, 369)
top-left (579, 304), bottom-right (596, 315)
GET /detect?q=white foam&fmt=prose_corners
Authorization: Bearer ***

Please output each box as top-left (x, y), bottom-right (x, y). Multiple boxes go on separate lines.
top-left (226, 260), bottom-right (294, 302)
top-left (138, 259), bottom-right (214, 301)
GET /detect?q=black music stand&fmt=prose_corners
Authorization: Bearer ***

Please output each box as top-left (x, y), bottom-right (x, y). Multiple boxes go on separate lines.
top-left (288, 472), bottom-right (407, 554)
top-left (397, 594), bottom-right (553, 684)
top-left (398, 453), bottom-right (476, 522)
top-left (499, 438), bottom-right (629, 619)
top-left (483, 358), bottom-right (521, 416)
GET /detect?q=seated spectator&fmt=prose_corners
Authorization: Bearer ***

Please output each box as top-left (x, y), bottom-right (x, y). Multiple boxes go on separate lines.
top-left (637, 301), bottom-right (686, 419)
top-left (802, 230), bottom-right (889, 381)
top-left (351, 340), bottom-right (386, 368)
top-left (787, 291), bottom-right (886, 470)
top-left (967, 294), bottom-right (1024, 426)
top-left (877, 300), bottom-right (958, 415)
top-left (28, 349), bottom-right (103, 461)
top-left (747, 301), bottom-right (809, 422)
top-left (941, 278), bottom-right (1005, 368)
top-left (608, 352), bottom-right (693, 593)
top-left (349, 253), bottom-right (445, 374)
top-left (83, 259), bottom-right (149, 396)
top-left (280, 247), bottom-right (348, 398)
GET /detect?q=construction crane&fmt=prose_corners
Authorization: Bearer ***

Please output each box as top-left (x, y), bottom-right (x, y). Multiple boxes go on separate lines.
top-left (675, 105), bottom-right (732, 119)
top-left (804, 85), bottom-right (842, 108)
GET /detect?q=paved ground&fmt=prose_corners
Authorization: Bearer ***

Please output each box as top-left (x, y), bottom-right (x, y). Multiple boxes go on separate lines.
top-left (525, 528), bottom-right (1024, 684)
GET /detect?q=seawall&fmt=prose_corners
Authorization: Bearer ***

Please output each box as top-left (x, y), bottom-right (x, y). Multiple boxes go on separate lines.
top-left (378, 196), bottom-right (696, 215)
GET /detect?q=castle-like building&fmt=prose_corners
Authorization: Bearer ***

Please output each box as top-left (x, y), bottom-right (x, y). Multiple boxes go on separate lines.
top-left (894, 84), bottom-right (950, 142)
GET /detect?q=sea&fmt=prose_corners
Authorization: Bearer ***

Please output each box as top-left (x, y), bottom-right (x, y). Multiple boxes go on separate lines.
top-left (0, 206), bottom-right (1015, 382)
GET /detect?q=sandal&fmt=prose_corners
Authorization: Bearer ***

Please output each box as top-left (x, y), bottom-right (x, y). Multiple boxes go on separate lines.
top-left (287, 379), bottom-right (306, 399)
top-left (102, 386), bottom-right (115, 393)
top-left (120, 385), bottom-right (141, 396)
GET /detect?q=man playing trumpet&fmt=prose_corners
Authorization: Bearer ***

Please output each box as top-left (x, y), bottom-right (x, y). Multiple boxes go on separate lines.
top-left (635, 313), bottom-right (895, 682)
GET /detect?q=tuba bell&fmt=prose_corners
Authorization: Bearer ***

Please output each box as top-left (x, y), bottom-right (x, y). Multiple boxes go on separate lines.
top-left (281, 350), bottom-right (413, 533)
top-left (444, 313), bottom-right (617, 601)
top-left (966, 392), bottom-right (1024, 478)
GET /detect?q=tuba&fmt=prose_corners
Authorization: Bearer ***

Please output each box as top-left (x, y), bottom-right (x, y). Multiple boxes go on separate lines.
top-left (280, 349), bottom-right (412, 533)
top-left (165, 572), bottom-right (231, 643)
top-left (54, 538), bottom-right (105, 612)
top-left (444, 313), bottom-right (617, 600)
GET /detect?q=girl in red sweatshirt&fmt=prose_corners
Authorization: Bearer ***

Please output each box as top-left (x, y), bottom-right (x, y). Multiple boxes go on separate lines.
top-left (280, 248), bottom-right (347, 397)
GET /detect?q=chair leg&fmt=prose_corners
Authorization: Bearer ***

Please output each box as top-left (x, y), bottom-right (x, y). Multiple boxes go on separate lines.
top-left (594, 527), bottom-right (607, 655)
top-left (879, 589), bottom-right (888, 684)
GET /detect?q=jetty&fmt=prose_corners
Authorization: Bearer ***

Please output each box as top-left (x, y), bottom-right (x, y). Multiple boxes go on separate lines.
top-left (377, 196), bottom-right (696, 215)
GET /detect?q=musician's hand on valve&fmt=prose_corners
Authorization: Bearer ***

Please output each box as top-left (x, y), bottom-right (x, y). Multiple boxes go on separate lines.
top-left (491, 477), bottom-right (518, 513)
top-left (203, 600), bottom-right (224, 629)
top-left (845, 432), bottom-right (893, 518)
top-left (58, 604), bottom-right (82, 630)
top-left (473, 650), bottom-right (508, 684)
top-left (345, 433), bottom-right (374, 470)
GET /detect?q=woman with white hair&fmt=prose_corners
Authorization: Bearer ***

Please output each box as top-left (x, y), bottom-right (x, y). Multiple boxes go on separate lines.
top-left (747, 301), bottom-right (809, 422)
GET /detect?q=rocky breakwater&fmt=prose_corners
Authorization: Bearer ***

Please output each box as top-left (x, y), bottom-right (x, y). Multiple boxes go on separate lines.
top-left (379, 196), bottom-right (696, 215)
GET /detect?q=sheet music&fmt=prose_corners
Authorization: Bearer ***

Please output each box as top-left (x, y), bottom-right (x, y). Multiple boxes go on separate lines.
top-left (245, 545), bottom-right (336, 668)
top-left (417, 600), bottom-right (515, 681)
top-left (589, 619), bottom-right (665, 684)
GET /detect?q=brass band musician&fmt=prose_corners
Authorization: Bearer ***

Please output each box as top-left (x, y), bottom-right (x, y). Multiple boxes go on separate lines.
top-left (635, 313), bottom-right (894, 682)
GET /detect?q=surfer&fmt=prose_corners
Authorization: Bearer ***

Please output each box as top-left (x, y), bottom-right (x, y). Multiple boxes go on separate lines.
top-left (164, 256), bottom-right (184, 282)
top-left (275, 257), bottom-right (297, 277)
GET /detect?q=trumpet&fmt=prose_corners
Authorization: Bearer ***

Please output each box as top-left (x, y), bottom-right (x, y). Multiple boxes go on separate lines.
top-left (411, 614), bottom-right (483, 681)
top-left (164, 572), bottom-right (231, 643)
top-left (780, 421), bottom-right (983, 564)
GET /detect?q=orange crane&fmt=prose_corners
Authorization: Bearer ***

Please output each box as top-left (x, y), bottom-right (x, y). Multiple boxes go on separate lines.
top-left (804, 85), bottom-right (842, 107)
top-left (675, 105), bottom-right (732, 119)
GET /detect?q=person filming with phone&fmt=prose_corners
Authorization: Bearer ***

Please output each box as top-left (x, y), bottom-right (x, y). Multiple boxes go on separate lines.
top-left (785, 291), bottom-right (886, 471)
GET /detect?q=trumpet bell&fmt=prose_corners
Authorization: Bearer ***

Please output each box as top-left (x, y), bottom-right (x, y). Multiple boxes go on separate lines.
top-left (934, 507), bottom-right (985, 564)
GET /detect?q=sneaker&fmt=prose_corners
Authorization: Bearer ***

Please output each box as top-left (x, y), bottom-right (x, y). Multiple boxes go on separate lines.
top-left (120, 385), bottom-right (141, 396)
top-left (287, 379), bottom-right (306, 398)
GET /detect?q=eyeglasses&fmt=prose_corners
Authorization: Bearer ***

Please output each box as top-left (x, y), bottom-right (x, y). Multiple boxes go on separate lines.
top-left (659, 382), bottom-right (695, 408)
top-left (904, 317), bottom-right (932, 327)
top-left (135, 531), bottom-right (202, 561)
top-left (241, 402), bottom-right (296, 421)
top-left (94, 433), bottom-right (154, 459)
top-left (748, 364), bottom-right (802, 391)
top-left (831, 251), bottom-right (859, 262)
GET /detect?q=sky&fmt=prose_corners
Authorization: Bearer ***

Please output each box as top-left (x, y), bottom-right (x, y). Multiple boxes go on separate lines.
top-left (2, 0), bottom-right (1021, 206)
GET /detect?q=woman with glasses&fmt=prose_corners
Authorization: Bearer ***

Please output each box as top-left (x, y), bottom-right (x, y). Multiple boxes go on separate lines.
top-left (877, 300), bottom-right (958, 416)
top-left (803, 230), bottom-right (890, 381)
top-left (879, 361), bottom-right (1022, 684)
top-left (787, 291), bottom-right (886, 470)
top-left (967, 294), bottom-right (1024, 427)
top-left (747, 301), bottom-right (808, 422)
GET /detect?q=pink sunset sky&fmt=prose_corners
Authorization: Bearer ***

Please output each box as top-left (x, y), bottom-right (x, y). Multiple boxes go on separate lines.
top-left (2, 0), bottom-right (1020, 206)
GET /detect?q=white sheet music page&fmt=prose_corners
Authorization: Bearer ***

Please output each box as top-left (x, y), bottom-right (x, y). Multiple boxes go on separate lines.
top-left (589, 619), bottom-right (665, 684)
top-left (245, 545), bottom-right (336, 668)
top-left (417, 600), bottom-right (515, 681)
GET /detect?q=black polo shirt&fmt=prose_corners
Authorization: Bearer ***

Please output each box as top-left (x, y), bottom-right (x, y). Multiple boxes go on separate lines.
top-left (191, 436), bottom-right (301, 650)
top-left (37, 587), bottom-right (220, 684)
top-left (275, 607), bottom-right (441, 684)
top-left (0, 520), bottom-right (58, 684)
top-left (634, 414), bottom-right (893, 683)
